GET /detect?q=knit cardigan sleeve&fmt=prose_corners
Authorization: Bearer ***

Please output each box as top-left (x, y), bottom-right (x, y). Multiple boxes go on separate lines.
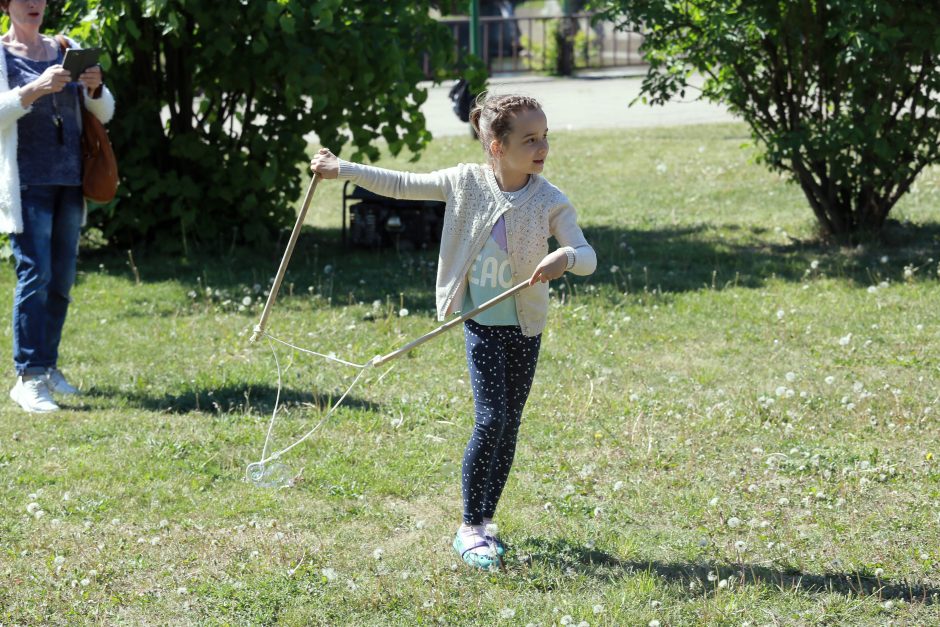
top-left (337, 159), bottom-right (451, 202)
top-left (549, 195), bottom-right (597, 276)
top-left (0, 88), bottom-right (29, 132)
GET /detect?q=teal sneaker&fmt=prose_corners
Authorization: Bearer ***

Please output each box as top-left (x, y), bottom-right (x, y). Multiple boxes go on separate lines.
top-left (453, 532), bottom-right (501, 570)
top-left (484, 524), bottom-right (507, 557)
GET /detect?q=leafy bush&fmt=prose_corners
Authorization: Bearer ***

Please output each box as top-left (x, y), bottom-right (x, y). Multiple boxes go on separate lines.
top-left (595, 0), bottom-right (940, 240)
top-left (45, 0), bottom-right (453, 252)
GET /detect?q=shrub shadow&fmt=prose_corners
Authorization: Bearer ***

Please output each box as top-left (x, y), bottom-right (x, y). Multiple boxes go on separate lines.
top-left (85, 383), bottom-right (379, 416)
top-left (516, 536), bottom-right (940, 604)
top-left (79, 219), bottom-right (940, 307)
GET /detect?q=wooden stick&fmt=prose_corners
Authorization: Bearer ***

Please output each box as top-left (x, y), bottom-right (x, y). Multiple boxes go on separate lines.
top-left (371, 280), bottom-right (532, 367)
top-left (250, 174), bottom-right (321, 343)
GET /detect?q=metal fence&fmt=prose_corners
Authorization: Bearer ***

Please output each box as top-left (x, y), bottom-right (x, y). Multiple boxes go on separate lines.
top-left (435, 12), bottom-right (644, 75)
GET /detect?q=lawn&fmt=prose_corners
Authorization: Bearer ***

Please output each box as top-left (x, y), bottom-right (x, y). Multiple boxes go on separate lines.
top-left (2, 123), bottom-right (940, 625)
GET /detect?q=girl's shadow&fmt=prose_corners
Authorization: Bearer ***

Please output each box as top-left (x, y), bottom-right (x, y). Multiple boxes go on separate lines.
top-left (514, 537), bottom-right (940, 604)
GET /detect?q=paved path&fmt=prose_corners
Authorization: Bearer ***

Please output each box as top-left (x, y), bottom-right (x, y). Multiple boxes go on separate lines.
top-left (420, 68), bottom-right (736, 137)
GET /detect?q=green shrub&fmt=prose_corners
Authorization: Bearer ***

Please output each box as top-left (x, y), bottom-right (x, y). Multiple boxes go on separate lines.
top-left (45, 0), bottom-right (453, 252)
top-left (595, 0), bottom-right (940, 240)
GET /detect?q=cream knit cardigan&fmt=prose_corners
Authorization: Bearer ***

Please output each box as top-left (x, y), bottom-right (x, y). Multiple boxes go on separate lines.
top-left (0, 36), bottom-right (115, 233)
top-left (338, 160), bottom-right (597, 337)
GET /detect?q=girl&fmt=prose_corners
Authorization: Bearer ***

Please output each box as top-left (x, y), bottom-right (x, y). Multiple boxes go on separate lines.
top-left (310, 94), bottom-right (596, 569)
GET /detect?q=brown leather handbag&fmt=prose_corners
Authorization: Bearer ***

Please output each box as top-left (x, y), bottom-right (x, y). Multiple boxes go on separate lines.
top-left (55, 36), bottom-right (118, 203)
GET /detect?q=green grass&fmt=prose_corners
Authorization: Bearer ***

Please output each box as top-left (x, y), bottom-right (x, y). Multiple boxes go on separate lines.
top-left (3, 123), bottom-right (940, 625)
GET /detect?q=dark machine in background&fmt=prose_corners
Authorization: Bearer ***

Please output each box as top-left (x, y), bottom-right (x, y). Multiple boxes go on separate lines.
top-left (342, 182), bottom-right (446, 250)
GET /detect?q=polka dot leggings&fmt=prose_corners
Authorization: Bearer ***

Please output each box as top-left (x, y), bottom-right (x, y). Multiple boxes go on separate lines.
top-left (461, 319), bottom-right (541, 526)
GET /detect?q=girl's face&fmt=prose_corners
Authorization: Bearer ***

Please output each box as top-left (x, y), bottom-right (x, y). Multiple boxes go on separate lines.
top-left (6, 0), bottom-right (46, 29)
top-left (491, 108), bottom-right (549, 176)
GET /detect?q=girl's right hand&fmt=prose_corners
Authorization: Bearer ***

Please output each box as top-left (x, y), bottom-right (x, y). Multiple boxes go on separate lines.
top-left (310, 147), bottom-right (339, 179)
top-left (20, 65), bottom-right (71, 107)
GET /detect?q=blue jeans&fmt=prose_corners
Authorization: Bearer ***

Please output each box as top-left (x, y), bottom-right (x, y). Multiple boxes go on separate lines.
top-left (461, 319), bottom-right (541, 525)
top-left (10, 185), bottom-right (83, 376)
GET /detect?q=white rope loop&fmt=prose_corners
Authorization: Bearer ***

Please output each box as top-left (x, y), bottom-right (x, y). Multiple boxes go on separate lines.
top-left (251, 331), bottom-right (373, 471)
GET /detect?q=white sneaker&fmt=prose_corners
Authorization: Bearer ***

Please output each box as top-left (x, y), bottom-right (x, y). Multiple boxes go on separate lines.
top-left (46, 369), bottom-right (80, 396)
top-left (10, 376), bottom-right (60, 413)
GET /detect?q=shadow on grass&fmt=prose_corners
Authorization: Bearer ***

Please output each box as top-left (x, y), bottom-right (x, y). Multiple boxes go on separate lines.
top-left (84, 383), bottom-right (379, 416)
top-left (79, 219), bottom-right (940, 305)
top-left (517, 537), bottom-right (940, 604)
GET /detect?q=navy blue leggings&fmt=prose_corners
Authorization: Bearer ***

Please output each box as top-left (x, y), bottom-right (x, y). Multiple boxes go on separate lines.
top-left (462, 319), bottom-right (541, 525)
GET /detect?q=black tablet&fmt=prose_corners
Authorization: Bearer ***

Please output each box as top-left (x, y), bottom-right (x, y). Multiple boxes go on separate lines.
top-left (62, 47), bottom-right (101, 82)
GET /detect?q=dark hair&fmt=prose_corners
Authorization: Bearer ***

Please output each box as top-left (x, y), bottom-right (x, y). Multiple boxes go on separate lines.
top-left (469, 93), bottom-right (542, 158)
top-left (0, 0), bottom-right (9, 13)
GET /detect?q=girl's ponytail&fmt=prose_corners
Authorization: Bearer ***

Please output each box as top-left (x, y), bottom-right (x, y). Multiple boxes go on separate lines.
top-left (469, 95), bottom-right (484, 141)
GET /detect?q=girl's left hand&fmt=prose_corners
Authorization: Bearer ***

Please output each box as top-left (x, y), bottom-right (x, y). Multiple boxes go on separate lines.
top-left (79, 66), bottom-right (103, 94)
top-left (529, 250), bottom-right (568, 285)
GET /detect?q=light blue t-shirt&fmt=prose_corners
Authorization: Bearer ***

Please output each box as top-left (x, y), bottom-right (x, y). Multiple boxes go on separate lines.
top-left (462, 214), bottom-right (519, 326)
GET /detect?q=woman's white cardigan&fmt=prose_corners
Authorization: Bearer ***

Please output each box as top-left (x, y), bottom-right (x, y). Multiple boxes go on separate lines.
top-left (0, 36), bottom-right (115, 233)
